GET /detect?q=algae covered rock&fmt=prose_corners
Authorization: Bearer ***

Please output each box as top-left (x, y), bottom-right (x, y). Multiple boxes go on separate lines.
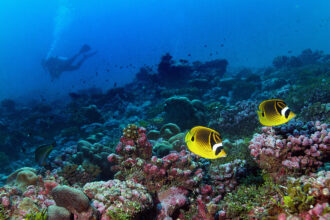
top-left (164, 96), bottom-right (206, 129)
top-left (75, 139), bottom-right (113, 180)
top-left (71, 104), bottom-right (104, 125)
top-left (160, 123), bottom-right (181, 140)
top-left (6, 167), bottom-right (38, 191)
top-left (154, 141), bottom-right (173, 157)
top-left (52, 185), bottom-right (90, 213)
top-left (47, 205), bottom-right (71, 220)
top-left (51, 185), bottom-right (99, 219)
top-left (146, 130), bottom-right (160, 140)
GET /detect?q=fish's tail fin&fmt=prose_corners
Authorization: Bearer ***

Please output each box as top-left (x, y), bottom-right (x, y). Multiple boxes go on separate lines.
top-left (184, 131), bottom-right (191, 143)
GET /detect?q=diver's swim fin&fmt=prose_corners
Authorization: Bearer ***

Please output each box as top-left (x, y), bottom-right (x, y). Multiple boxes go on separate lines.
top-left (83, 51), bottom-right (98, 59)
top-left (80, 44), bottom-right (91, 53)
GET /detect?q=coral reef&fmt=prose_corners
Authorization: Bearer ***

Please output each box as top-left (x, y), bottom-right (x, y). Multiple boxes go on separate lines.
top-left (68, 139), bottom-right (113, 180)
top-left (70, 104), bottom-right (104, 126)
top-left (209, 100), bottom-right (259, 138)
top-left (108, 125), bottom-right (246, 219)
top-left (249, 121), bottom-right (329, 182)
top-left (84, 179), bottom-right (154, 219)
top-left (1, 49), bottom-right (330, 219)
top-left (52, 185), bottom-right (99, 219)
top-left (47, 205), bottom-right (71, 220)
top-left (279, 170), bottom-right (330, 219)
top-left (6, 167), bottom-right (39, 191)
top-left (157, 53), bottom-right (192, 86)
top-left (193, 59), bottom-right (228, 78)
top-left (301, 102), bottom-right (330, 123)
top-left (156, 186), bottom-right (188, 219)
top-left (147, 123), bottom-right (184, 157)
top-left (58, 162), bottom-right (101, 186)
top-left (0, 99), bottom-right (16, 112)
top-left (164, 96), bottom-right (207, 130)
top-left (0, 172), bottom-right (58, 219)
top-left (209, 159), bottom-right (246, 196)
top-left (272, 49), bottom-right (324, 69)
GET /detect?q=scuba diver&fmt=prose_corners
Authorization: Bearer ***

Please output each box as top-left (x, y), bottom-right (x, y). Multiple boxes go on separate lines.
top-left (41, 44), bottom-right (97, 80)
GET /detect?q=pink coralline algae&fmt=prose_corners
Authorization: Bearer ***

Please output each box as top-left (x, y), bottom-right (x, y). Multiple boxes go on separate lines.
top-left (0, 175), bottom-right (58, 219)
top-left (190, 160), bottom-right (246, 220)
top-left (108, 126), bottom-right (204, 192)
top-left (209, 159), bottom-right (246, 195)
top-left (249, 121), bottom-right (329, 181)
top-left (83, 179), bottom-right (153, 220)
top-left (107, 126), bottom-right (246, 219)
top-left (156, 186), bottom-right (188, 219)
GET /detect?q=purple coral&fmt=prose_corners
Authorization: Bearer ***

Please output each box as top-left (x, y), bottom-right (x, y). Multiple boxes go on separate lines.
top-left (249, 121), bottom-right (329, 181)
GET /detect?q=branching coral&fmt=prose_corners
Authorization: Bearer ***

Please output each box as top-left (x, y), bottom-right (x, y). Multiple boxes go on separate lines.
top-left (249, 121), bottom-right (329, 182)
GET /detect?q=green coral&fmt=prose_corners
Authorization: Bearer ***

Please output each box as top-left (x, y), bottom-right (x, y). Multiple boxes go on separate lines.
top-left (107, 209), bottom-right (131, 220)
top-left (24, 209), bottom-right (47, 220)
top-left (106, 201), bottom-right (142, 220)
top-left (221, 174), bottom-right (280, 219)
top-left (0, 204), bottom-right (9, 219)
top-left (222, 185), bottom-right (263, 219)
top-left (282, 180), bottom-right (315, 214)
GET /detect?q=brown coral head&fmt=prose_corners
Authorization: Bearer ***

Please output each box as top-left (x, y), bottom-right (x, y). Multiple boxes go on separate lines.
top-left (16, 170), bottom-right (38, 190)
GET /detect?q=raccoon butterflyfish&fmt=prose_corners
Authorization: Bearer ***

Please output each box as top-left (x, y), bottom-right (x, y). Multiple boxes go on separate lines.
top-left (257, 99), bottom-right (295, 126)
top-left (35, 142), bottom-right (56, 166)
top-left (185, 126), bottom-right (226, 159)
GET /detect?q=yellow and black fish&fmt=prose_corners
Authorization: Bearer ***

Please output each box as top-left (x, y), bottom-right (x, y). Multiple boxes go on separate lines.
top-left (185, 126), bottom-right (226, 159)
top-left (257, 99), bottom-right (295, 126)
top-left (35, 142), bottom-right (55, 166)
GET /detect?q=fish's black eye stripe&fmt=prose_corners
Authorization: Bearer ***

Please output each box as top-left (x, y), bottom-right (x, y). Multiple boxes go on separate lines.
top-left (285, 109), bottom-right (290, 119)
top-left (215, 147), bottom-right (222, 155)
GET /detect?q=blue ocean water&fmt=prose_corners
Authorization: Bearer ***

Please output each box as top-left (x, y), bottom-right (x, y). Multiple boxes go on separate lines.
top-left (0, 0), bottom-right (329, 101)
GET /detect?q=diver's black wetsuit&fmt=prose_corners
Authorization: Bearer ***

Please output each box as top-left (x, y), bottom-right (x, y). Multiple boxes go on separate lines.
top-left (42, 44), bottom-right (97, 80)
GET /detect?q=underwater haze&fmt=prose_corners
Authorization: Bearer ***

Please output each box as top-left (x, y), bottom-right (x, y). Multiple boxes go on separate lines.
top-left (0, 0), bottom-right (329, 101)
top-left (0, 1), bottom-right (330, 219)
